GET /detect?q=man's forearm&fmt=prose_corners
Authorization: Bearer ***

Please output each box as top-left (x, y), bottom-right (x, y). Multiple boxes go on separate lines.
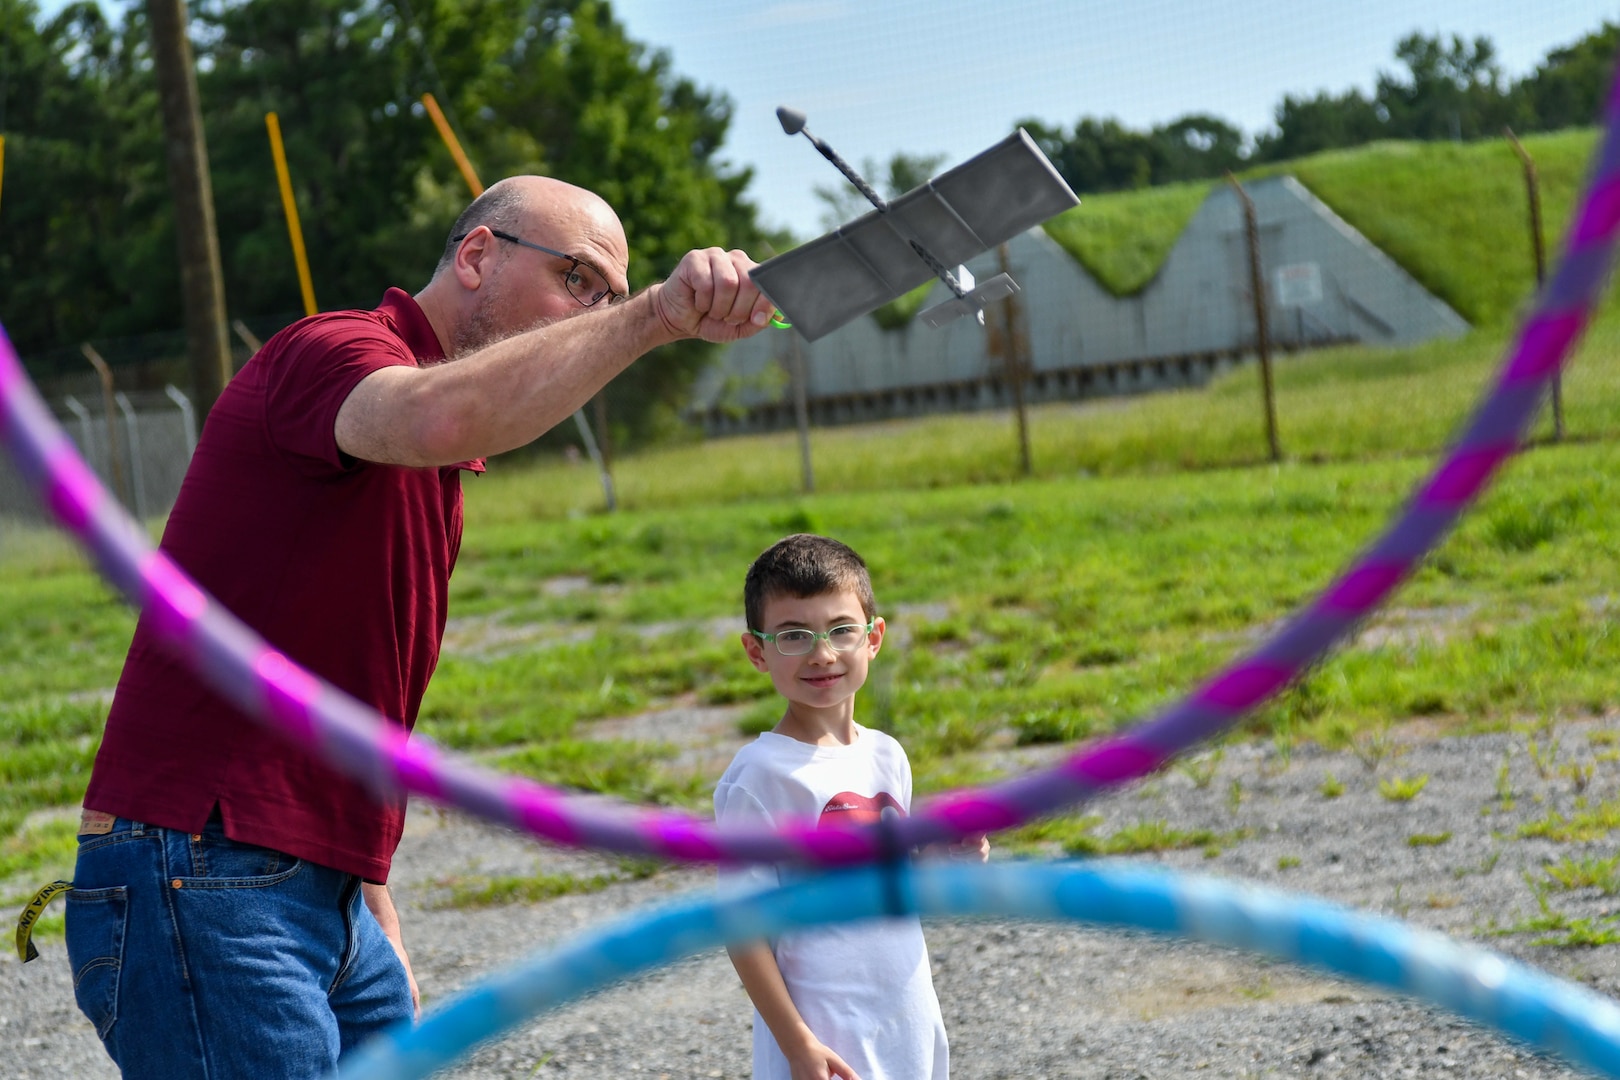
top-left (338, 286), bottom-right (677, 467)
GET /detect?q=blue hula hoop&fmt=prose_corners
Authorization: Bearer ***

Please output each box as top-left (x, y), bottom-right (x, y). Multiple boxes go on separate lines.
top-left (338, 861), bottom-right (1620, 1080)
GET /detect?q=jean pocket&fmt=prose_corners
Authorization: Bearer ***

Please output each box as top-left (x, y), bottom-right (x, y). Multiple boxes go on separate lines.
top-left (64, 886), bottom-right (128, 1040)
top-left (184, 833), bottom-right (304, 888)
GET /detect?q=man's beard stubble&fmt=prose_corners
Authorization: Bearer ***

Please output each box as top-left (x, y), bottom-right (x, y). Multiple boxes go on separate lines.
top-left (449, 281), bottom-right (568, 360)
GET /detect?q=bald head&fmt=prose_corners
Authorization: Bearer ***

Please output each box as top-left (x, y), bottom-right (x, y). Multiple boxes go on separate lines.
top-left (433, 176), bottom-right (626, 281)
top-left (419, 175), bottom-right (632, 357)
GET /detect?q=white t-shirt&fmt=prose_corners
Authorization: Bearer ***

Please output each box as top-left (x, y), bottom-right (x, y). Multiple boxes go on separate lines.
top-left (714, 727), bottom-right (949, 1080)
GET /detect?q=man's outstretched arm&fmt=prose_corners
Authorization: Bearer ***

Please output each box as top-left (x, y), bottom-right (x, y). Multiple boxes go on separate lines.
top-left (335, 247), bottom-right (777, 467)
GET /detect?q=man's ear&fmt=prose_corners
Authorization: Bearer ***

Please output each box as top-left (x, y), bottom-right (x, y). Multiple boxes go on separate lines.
top-left (454, 227), bottom-right (498, 290)
top-left (741, 631), bottom-right (770, 673)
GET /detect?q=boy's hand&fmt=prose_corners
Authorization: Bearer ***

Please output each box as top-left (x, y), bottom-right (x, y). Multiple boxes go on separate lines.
top-left (921, 832), bottom-right (991, 862)
top-left (952, 831), bottom-right (991, 862)
top-left (786, 1039), bottom-right (861, 1080)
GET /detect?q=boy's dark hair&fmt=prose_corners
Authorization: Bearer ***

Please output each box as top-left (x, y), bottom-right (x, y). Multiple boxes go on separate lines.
top-left (744, 534), bottom-right (876, 630)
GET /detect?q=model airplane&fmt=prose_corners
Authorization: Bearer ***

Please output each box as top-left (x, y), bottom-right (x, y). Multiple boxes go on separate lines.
top-left (749, 107), bottom-right (1080, 342)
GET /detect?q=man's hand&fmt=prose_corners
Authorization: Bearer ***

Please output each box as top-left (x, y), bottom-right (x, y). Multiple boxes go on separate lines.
top-left (651, 247), bottom-right (778, 342)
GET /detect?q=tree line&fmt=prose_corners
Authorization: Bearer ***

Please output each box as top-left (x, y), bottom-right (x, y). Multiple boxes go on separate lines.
top-left (0, 0), bottom-right (777, 441)
top-left (1020, 26), bottom-right (1618, 195)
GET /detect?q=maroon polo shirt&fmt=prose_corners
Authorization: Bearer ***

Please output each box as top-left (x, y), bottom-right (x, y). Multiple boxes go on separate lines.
top-left (85, 288), bottom-right (483, 882)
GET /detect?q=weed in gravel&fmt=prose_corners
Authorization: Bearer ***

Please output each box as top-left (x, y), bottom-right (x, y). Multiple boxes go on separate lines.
top-left (1226, 777), bottom-right (1244, 814)
top-left (1319, 772), bottom-right (1345, 799)
top-left (1278, 855), bottom-right (1301, 870)
top-left (1492, 893), bottom-right (1620, 947)
top-left (1175, 748), bottom-right (1224, 789)
top-left (1426, 893), bottom-right (1461, 909)
top-left (1378, 774), bottom-right (1430, 802)
top-left (1261, 727), bottom-right (1296, 778)
top-left (1518, 798), bottom-right (1620, 842)
top-left (1407, 831), bottom-right (1451, 847)
top-left (1561, 759), bottom-right (1595, 795)
top-left (1351, 723), bottom-right (1396, 772)
top-left (1528, 735), bottom-right (1561, 781)
top-left (1494, 750), bottom-right (1515, 806)
top-left (1453, 849), bottom-right (1502, 880)
top-left (1541, 854), bottom-right (1620, 895)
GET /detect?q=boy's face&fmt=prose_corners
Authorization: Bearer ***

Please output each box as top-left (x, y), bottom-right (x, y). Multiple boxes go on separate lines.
top-left (741, 588), bottom-right (884, 713)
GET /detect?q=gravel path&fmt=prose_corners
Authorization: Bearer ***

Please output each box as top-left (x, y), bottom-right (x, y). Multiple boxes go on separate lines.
top-left (5, 720), bottom-right (1619, 1079)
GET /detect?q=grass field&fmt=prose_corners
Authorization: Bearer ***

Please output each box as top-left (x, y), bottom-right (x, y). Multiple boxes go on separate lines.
top-left (4, 289), bottom-right (1620, 901)
top-left (4, 128), bottom-right (1620, 903)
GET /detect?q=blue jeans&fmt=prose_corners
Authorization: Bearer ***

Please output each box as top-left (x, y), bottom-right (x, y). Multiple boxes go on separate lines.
top-left (65, 813), bottom-right (414, 1079)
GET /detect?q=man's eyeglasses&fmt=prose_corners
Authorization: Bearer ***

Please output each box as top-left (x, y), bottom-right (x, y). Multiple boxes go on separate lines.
top-left (451, 228), bottom-right (628, 308)
top-left (749, 621), bottom-right (875, 657)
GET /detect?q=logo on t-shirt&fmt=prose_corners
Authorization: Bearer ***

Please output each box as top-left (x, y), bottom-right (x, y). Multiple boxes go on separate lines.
top-left (818, 791), bottom-right (904, 827)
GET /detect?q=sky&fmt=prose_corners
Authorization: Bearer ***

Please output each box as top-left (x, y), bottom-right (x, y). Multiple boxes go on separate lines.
top-left (607, 0), bottom-right (1618, 239)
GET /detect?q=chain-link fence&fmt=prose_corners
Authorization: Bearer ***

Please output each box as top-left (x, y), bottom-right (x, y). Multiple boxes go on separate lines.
top-left (0, 385), bottom-right (197, 530)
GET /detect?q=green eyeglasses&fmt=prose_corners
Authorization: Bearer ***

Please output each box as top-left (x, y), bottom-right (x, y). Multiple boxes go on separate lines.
top-left (749, 621), bottom-right (875, 656)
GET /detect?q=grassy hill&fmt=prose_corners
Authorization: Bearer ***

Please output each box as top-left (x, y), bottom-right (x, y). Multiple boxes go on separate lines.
top-left (1040, 129), bottom-right (1600, 327)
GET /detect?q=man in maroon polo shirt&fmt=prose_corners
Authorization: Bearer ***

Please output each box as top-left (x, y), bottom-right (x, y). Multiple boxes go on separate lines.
top-left (64, 175), bottom-right (779, 1079)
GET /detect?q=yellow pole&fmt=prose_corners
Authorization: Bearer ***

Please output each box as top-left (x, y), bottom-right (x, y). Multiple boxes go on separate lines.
top-left (421, 93), bottom-right (484, 197)
top-left (264, 112), bottom-right (317, 317)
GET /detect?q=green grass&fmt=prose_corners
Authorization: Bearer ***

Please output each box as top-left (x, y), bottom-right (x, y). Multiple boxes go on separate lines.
top-left (1284, 132), bottom-right (1596, 327)
top-left (1042, 179), bottom-right (1213, 295)
top-left (470, 303), bottom-right (1620, 517)
top-left (429, 864), bottom-right (658, 910)
top-left (5, 270), bottom-right (1620, 865)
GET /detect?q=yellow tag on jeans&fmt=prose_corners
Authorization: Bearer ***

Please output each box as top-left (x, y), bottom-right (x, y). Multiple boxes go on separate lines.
top-left (15, 880), bottom-right (72, 962)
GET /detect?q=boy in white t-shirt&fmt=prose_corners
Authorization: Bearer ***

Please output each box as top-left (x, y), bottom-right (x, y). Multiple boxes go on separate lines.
top-left (714, 534), bottom-right (988, 1080)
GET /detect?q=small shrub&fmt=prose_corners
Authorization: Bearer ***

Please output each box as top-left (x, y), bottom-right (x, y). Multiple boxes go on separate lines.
top-left (1542, 855), bottom-right (1620, 895)
top-left (1378, 774), bottom-right (1430, 802)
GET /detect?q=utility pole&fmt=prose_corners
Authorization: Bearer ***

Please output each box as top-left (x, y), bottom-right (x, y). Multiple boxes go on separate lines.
top-left (789, 335), bottom-right (815, 493)
top-left (148, 0), bottom-right (233, 419)
top-left (1505, 127), bottom-right (1561, 442)
top-left (995, 244), bottom-right (1033, 476)
top-left (1226, 173), bottom-right (1282, 464)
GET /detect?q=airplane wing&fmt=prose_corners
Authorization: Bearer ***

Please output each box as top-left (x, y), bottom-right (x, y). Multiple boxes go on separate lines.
top-left (749, 128), bottom-right (1080, 342)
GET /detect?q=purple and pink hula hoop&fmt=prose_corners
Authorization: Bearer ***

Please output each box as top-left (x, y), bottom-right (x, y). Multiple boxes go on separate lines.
top-left (3, 79), bottom-right (1619, 867)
